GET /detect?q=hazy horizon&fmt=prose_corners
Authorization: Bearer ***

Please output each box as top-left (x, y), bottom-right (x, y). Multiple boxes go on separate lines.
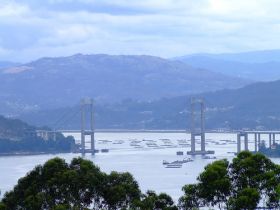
top-left (3, 48), bottom-right (280, 64)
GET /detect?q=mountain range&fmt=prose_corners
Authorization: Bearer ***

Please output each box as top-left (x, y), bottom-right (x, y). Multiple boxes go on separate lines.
top-left (2, 50), bottom-right (280, 130)
top-left (0, 54), bottom-right (248, 116)
top-left (175, 49), bottom-right (280, 81)
top-left (177, 49), bottom-right (280, 63)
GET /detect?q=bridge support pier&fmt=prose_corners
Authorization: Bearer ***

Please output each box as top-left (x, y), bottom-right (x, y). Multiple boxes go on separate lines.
top-left (254, 133), bottom-right (257, 152)
top-left (81, 98), bottom-right (95, 155)
top-left (237, 131), bottom-right (280, 154)
top-left (258, 133), bottom-right (261, 151)
top-left (237, 132), bottom-right (248, 153)
top-left (187, 98), bottom-right (214, 155)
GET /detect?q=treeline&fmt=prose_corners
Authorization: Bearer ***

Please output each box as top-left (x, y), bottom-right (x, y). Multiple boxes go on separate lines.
top-left (0, 115), bottom-right (35, 139)
top-left (0, 134), bottom-right (75, 154)
top-left (0, 157), bottom-right (177, 210)
top-left (179, 151), bottom-right (280, 209)
top-left (0, 115), bottom-right (75, 154)
top-left (1, 151), bottom-right (280, 209)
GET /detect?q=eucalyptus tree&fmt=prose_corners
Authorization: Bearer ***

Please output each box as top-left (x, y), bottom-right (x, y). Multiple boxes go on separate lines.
top-left (134, 190), bottom-right (178, 210)
top-left (179, 151), bottom-right (280, 210)
top-left (0, 157), bottom-right (141, 210)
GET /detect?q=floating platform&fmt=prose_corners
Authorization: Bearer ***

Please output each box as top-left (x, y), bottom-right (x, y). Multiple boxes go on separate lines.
top-left (163, 158), bottom-right (193, 165)
top-left (187, 150), bottom-right (215, 155)
top-left (101, 149), bottom-right (109, 153)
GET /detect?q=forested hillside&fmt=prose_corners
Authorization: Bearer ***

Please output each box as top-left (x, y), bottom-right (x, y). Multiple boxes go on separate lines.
top-left (20, 79), bottom-right (280, 130)
top-left (0, 115), bottom-right (74, 154)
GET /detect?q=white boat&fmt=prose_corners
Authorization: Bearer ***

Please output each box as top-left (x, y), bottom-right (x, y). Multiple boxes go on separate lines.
top-left (162, 160), bottom-right (169, 165)
top-left (165, 163), bottom-right (182, 168)
top-left (202, 156), bottom-right (217, 160)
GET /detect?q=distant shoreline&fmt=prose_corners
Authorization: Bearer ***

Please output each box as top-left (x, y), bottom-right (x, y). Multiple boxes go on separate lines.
top-left (62, 129), bottom-right (237, 134)
top-left (0, 151), bottom-right (73, 157)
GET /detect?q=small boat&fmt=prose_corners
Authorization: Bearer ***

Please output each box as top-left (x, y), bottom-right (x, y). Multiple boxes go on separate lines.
top-left (165, 163), bottom-right (182, 168)
top-left (202, 156), bottom-right (216, 160)
top-left (176, 151), bottom-right (184, 155)
top-left (130, 143), bottom-right (141, 146)
top-left (163, 160), bottom-right (169, 165)
top-left (183, 157), bottom-right (194, 162)
top-left (101, 149), bottom-right (109, 153)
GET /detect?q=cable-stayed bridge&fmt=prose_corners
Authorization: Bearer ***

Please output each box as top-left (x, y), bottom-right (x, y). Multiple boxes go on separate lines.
top-left (33, 98), bottom-right (280, 156)
top-left (34, 98), bottom-right (95, 155)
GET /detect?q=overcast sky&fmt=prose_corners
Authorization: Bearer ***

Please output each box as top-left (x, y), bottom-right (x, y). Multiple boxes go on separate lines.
top-left (1, 0), bottom-right (280, 62)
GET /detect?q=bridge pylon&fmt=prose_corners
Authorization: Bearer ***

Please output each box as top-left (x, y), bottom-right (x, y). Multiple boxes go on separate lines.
top-left (81, 98), bottom-right (95, 155)
top-left (187, 97), bottom-right (214, 155)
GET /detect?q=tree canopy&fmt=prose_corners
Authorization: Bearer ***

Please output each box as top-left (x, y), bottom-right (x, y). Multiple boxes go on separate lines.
top-left (0, 157), bottom-right (176, 210)
top-left (179, 151), bottom-right (280, 209)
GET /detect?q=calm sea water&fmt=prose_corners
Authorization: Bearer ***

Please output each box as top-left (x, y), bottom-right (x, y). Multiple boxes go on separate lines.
top-left (0, 132), bottom-right (279, 200)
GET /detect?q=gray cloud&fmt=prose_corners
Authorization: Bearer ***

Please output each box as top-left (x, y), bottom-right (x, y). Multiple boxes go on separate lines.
top-left (1, 0), bottom-right (280, 62)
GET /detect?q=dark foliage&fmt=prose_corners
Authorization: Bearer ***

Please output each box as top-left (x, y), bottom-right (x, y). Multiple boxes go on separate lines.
top-left (0, 115), bottom-right (74, 154)
top-left (2, 152), bottom-right (280, 209)
top-left (0, 136), bottom-right (74, 154)
top-left (0, 157), bottom-right (178, 210)
top-left (179, 151), bottom-right (280, 209)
